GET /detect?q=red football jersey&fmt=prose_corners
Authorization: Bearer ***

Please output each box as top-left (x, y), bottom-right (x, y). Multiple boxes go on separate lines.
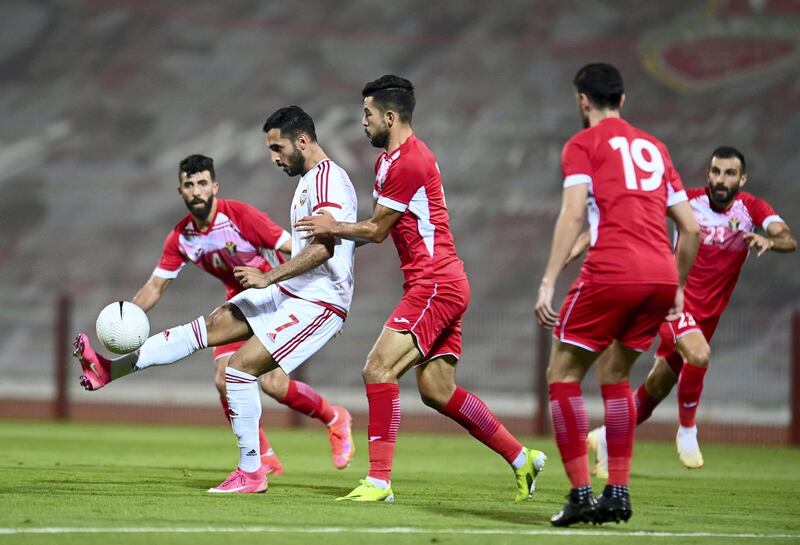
top-left (154, 199), bottom-right (289, 299)
top-left (561, 118), bottom-right (686, 284)
top-left (682, 188), bottom-right (782, 324)
top-left (372, 134), bottom-right (466, 287)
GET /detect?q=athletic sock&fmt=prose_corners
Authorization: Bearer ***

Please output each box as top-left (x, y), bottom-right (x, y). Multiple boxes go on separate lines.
top-left (225, 367), bottom-right (262, 472)
top-left (549, 382), bottom-right (590, 488)
top-left (110, 317), bottom-right (208, 376)
top-left (439, 386), bottom-right (523, 464)
top-left (280, 380), bottom-right (336, 424)
top-left (366, 383), bottom-right (400, 482)
top-left (601, 381), bottom-right (635, 487)
top-left (219, 394), bottom-right (272, 456)
top-left (634, 384), bottom-right (660, 426)
top-left (678, 363), bottom-right (707, 428)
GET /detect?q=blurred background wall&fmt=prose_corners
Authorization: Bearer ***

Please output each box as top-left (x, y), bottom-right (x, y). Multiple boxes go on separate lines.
top-left (1, 0), bottom-right (798, 441)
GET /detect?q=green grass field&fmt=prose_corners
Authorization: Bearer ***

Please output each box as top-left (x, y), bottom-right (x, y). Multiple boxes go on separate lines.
top-left (1, 420), bottom-right (798, 545)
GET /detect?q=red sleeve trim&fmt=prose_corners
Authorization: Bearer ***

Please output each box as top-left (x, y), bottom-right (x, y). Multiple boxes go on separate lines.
top-left (312, 202), bottom-right (342, 211)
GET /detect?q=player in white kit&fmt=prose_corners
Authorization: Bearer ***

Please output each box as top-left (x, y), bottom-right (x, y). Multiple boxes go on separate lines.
top-left (74, 106), bottom-right (358, 494)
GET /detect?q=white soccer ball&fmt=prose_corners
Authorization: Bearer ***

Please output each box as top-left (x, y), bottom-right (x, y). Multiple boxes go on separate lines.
top-left (96, 301), bottom-right (150, 354)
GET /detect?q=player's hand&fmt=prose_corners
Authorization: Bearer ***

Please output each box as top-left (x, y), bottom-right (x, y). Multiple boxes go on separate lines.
top-left (666, 286), bottom-right (685, 322)
top-left (234, 266), bottom-right (270, 289)
top-left (535, 281), bottom-right (559, 329)
top-left (742, 232), bottom-right (773, 256)
top-left (294, 210), bottom-right (336, 240)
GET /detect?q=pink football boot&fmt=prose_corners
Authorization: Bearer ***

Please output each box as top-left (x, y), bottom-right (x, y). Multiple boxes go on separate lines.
top-left (208, 466), bottom-right (268, 494)
top-left (328, 406), bottom-right (355, 469)
top-left (73, 333), bottom-right (112, 391)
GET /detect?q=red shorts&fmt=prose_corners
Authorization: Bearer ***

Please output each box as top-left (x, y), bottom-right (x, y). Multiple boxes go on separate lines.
top-left (212, 340), bottom-right (247, 361)
top-left (554, 280), bottom-right (676, 352)
top-left (655, 311), bottom-right (720, 363)
top-left (384, 279), bottom-right (470, 362)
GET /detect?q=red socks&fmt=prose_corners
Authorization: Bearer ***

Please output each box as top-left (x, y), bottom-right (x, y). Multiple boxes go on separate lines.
top-left (601, 381), bottom-right (635, 486)
top-left (280, 380), bottom-right (336, 424)
top-left (366, 383), bottom-right (400, 482)
top-left (678, 363), bottom-right (707, 427)
top-left (220, 394), bottom-right (271, 454)
top-left (440, 386), bottom-right (523, 463)
top-left (634, 384), bottom-right (659, 426)
top-left (549, 382), bottom-right (590, 488)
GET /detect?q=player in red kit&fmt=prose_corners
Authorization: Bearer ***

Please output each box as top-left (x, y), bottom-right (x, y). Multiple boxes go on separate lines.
top-left (535, 63), bottom-right (700, 526)
top-left (296, 75), bottom-right (547, 503)
top-left (81, 154), bottom-right (355, 475)
top-left (586, 146), bottom-right (796, 475)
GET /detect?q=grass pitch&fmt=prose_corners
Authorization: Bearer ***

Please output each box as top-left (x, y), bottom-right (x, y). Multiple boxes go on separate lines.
top-left (1, 420), bottom-right (798, 545)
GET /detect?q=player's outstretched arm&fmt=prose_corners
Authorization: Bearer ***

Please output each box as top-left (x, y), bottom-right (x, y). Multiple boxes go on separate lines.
top-left (666, 200), bottom-right (701, 320)
top-left (742, 222), bottom-right (796, 256)
top-left (132, 275), bottom-right (172, 313)
top-left (234, 236), bottom-right (335, 289)
top-left (536, 184), bottom-right (588, 328)
top-left (294, 204), bottom-right (401, 245)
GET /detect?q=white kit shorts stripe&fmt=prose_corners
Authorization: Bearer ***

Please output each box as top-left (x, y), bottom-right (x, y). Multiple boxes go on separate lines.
top-left (229, 285), bottom-right (344, 374)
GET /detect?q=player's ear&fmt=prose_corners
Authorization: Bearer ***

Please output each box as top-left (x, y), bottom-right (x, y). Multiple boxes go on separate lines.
top-left (739, 173), bottom-right (747, 188)
top-left (619, 93), bottom-right (625, 109)
top-left (385, 110), bottom-right (396, 127)
top-left (212, 180), bottom-right (220, 195)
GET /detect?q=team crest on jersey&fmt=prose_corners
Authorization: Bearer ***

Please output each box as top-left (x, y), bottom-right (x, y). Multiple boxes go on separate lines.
top-left (225, 241), bottom-right (237, 255)
top-left (728, 217), bottom-right (741, 231)
top-left (299, 189), bottom-right (307, 205)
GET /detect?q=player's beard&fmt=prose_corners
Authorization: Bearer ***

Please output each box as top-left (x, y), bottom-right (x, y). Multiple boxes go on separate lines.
top-left (367, 125), bottom-right (390, 149)
top-left (280, 145), bottom-right (305, 177)
top-left (708, 183), bottom-right (739, 209)
top-left (186, 194), bottom-right (214, 221)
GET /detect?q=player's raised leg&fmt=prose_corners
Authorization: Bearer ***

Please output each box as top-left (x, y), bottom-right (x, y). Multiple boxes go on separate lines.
top-left (674, 332), bottom-right (710, 469)
top-left (416, 356), bottom-right (547, 501)
top-left (75, 302), bottom-right (250, 391)
top-left (260, 370), bottom-right (354, 469)
top-left (209, 336), bottom-right (276, 494)
top-left (547, 341), bottom-right (598, 527)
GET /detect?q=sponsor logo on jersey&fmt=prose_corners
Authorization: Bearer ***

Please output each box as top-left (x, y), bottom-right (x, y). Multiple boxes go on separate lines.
top-left (225, 241), bottom-right (237, 255)
top-left (393, 317), bottom-right (410, 324)
top-left (163, 330), bottom-right (171, 340)
top-left (267, 332), bottom-right (277, 342)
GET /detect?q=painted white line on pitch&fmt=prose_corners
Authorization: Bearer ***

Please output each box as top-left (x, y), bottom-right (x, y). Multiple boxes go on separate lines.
top-left (0, 527), bottom-right (797, 539)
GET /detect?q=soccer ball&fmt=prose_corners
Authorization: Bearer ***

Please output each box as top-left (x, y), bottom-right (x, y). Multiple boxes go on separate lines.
top-left (95, 301), bottom-right (150, 354)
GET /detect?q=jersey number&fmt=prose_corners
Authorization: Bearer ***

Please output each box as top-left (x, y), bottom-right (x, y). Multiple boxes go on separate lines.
top-left (609, 137), bottom-right (665, 191)
top-left (678, 312), bottom-right (697, 329)
top-left (703, 226), bottom-right (726, 245)
top-left (211, 252), bottom-right (228, 272)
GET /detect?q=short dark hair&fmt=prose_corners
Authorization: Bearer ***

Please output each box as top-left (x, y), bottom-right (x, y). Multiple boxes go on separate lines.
top-left (262, 106), bottom-right (317, 141)
top-left (179, 154), bottom-right (215, 180)
top-left (573, 63), bottom-right (624, 109)
top-left (710, 145), bottom-right (746, 174)
top-left (362, 75), bottom-right (416, 123)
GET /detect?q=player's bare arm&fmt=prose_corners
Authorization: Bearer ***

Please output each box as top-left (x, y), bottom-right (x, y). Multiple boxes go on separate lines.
top-left (563, 229), bottom-right (590, 270)
top-left (295, 203), bottom-right (401, 244)
top-left (666, 200), bottom-right (701, 320)
top-left (131, 275), bottom-right (172, 313)
top-left (535, 184), bottom-right (588, 328)
top-left (742, 221), bottom-right (796, 256)
top-left (234, 235), bottom-right (335, 289)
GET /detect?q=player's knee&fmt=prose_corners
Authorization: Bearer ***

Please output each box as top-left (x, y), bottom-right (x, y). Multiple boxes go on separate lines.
top-left (685, 346), bottom-right (711, 368)
top-left (363, 351), bottom-right (395, 383)
top-left (259, 371), bottom-right (287, 399)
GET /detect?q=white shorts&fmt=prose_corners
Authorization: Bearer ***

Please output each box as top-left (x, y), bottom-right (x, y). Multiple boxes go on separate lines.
top-left (228, 285), bottom-right (345, 374)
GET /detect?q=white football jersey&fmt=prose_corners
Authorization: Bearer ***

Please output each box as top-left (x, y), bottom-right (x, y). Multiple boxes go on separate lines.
top-left (279, 158), bottom-right (357, 313)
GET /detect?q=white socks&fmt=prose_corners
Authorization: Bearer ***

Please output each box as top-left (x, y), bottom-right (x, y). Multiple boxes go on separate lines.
top-left (225, 367), bottom-right (262, 472)
top-left (110, 317), bottom-right (208, 377)
top-left (510, 448), bottom-right (527, 470)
